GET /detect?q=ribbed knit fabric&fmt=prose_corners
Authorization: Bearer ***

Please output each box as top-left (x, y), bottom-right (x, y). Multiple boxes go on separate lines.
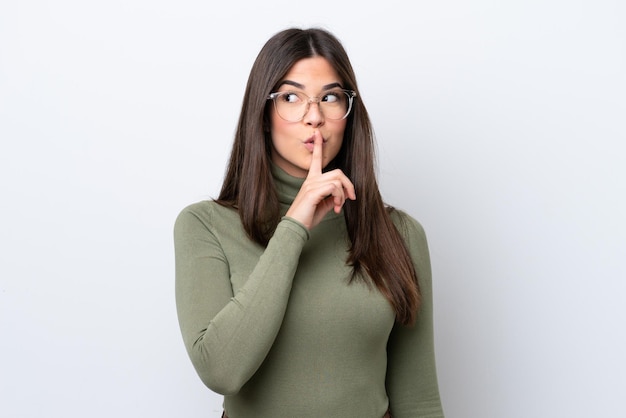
top-left (174, 164), bottom-right (444, 418)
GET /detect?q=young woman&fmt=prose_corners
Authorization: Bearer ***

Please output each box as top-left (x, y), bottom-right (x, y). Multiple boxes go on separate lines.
top-left (174, 27), bottom-right (445, 418)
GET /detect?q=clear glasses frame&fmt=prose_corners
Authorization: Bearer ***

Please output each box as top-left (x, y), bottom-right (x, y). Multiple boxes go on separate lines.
top-left (267, 89), bottom-right (357, 122)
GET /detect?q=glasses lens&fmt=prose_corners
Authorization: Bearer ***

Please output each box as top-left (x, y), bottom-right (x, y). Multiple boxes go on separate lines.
top-left (274, 92), bottom-right (306, 122)
top-left (320, 91), bottom-right (350, 120)
top-left (273, 91), bottom-right (352, 122)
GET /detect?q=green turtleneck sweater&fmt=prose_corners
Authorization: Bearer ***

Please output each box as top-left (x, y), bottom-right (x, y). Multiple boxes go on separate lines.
top-left (174, 165), bottom-right (444, 418)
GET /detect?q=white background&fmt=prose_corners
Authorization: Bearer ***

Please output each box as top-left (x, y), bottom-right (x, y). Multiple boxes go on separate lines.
top-left (1, 1), bottom-right (625, 417)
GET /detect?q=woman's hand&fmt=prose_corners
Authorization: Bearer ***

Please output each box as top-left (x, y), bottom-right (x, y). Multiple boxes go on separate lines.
top-left (286, 130), bottom-right (356, 230)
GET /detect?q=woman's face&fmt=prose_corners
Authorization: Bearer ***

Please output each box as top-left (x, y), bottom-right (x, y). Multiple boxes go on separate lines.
top-left (269, 56), bottom-right (347, 178)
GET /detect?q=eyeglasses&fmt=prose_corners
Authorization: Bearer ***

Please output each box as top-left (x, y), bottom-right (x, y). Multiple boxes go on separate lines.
top-left (267, 89), bottom-right (357, 122)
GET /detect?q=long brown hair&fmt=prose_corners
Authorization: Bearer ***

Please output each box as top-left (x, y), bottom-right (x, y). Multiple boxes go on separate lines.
top-left (217, 28), bottom-right (420, 325)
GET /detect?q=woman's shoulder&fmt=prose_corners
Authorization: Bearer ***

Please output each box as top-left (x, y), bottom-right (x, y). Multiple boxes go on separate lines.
top-left (387, 207), bottom-right (432, 280)
top-left (174, 199), bottom-right (238, 232)
top-left (387, 206), bottom-right (427, 240)
top-left (176, 199), bottom-right (219, 219)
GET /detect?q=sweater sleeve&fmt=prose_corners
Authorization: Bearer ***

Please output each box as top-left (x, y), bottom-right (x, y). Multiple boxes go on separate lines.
top-left (386, 211), bottom-right (445, 418)
top-left (174, 204), bottom-right (309, 395)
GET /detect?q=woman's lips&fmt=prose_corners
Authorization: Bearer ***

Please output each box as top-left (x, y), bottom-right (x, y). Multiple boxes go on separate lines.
top-left (303, 135), bottom-right (326, 152)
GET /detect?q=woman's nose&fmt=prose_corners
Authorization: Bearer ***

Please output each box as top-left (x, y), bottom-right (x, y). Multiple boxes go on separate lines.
top-left (303, 101), bottom-right (325, 127)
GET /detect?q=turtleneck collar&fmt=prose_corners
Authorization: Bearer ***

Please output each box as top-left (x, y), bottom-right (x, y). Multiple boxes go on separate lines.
top-left (271, 163), bottom-right (305, 205)
top-left (270, 163), bottom-right (344, 220)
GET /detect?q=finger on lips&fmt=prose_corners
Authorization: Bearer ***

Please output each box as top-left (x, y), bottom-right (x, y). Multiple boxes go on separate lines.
top-left (307, 129), bottom-right (355, 210)
top-left (309, 130), bottom-right (323, 176)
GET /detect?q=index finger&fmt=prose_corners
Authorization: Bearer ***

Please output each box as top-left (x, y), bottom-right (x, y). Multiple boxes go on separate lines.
top-left (308, 129), bottom-right (323, 177)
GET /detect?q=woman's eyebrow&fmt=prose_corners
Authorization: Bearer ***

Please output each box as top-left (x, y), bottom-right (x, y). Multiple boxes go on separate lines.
top-left (278, 80), bottom-right (305, 89)
top-left (277, 80), bottom-right (343, 90)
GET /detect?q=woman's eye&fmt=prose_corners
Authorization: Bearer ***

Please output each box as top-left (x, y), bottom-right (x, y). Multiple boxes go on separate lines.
top-left (283, 93), bottom-right (301, 103)
top-left (322, 92), bottom-right (340, 103)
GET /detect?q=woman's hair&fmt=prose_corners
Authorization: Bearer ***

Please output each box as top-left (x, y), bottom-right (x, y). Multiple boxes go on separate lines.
top-left (217, 27), bottom-right (420, 325)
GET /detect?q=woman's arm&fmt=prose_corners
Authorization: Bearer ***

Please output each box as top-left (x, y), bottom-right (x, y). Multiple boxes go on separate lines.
top-left (174, 204), bottom-right (308, 395)
top-left (386, 211), bottom-right (445, 418)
